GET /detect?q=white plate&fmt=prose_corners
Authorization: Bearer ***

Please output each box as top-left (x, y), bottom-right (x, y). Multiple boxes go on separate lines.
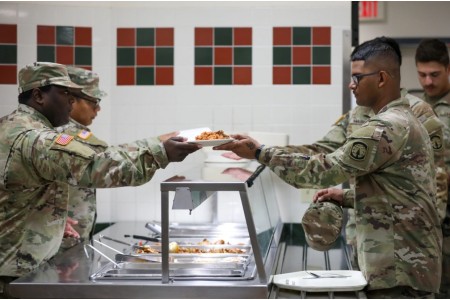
top-left (273, 270), bottom-right (367, 292)
top-left (188, 139), bottom-right (234, 147)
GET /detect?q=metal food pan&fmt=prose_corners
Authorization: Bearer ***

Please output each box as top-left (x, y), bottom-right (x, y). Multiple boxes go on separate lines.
top-left (115, 254), bottom-right (249, 267)
top-left (134, 244), bottom-right (252, 255)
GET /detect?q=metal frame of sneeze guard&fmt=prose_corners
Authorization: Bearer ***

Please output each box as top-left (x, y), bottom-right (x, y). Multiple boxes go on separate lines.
top-left (160, 165), bottom-right (267, 284)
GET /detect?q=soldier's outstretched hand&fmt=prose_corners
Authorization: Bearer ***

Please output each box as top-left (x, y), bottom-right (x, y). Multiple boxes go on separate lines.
top-left (163, 136), bottom-right (202, 162)
top-left (213, 134), bottom-right (262, 159)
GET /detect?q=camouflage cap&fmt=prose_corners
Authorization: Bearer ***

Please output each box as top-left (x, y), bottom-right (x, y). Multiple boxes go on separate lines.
top-left (67, 66), bottom-right (107, 100)
top-left (301, 201), bottom-right (343, 251)
top-left (18, 62), bottom-right (81, 93)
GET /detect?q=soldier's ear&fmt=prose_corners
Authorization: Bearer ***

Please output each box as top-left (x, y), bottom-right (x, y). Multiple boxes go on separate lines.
top-left (32, 88), bottom-right (45, 106)
top-left (378, 70), bottom-right (389, 88)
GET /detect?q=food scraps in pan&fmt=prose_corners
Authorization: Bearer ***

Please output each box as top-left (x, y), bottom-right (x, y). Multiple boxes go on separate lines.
top-left (135, 239), bottom-right (247, 254)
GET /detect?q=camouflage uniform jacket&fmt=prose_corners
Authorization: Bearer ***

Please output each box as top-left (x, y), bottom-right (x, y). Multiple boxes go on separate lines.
top-left (0, 104), bottom-right (169, 277)
top-left (423, 90), bottom-right (450, 236)
top-left (58, 119), bottom-right (108, 250)
top-left (277, 91), bottom-right (447, 222)
top-left (258, 97), bottom-right (442, 292)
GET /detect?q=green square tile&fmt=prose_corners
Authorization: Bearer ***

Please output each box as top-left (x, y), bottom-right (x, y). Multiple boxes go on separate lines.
top-left (75, 47), bottom-right (92, 66)
top-left (293, 27), bottom-right (311, 45)
top-left (195, 47), bottom-right (212, 65)
top-left (234, 47), bottom-right (252, 65)
top-left (214, 67), bottom-right (232, 85)
top-left (56, 26), bottom-right (74, 45)
top-left (313, 47), bottom-right (331, 65)
top-left (155, 47), bottom-right (173, 66)
top-left (293, 66), bottom-right (311, 84)
top-left (136, 67), bottom-right (154, 85)
top-left (214, 28), bottom-right (232, 46)
top-left (117, 48), bottom-right (135, 66)
top-left (273, 47), bottom-right (291, 65)
top-left (37, 45), bottom-right (55, 62)
top-left (0, 45), bottom-right (16, 64)
top-left (137, 28), bottom-right (154, 46)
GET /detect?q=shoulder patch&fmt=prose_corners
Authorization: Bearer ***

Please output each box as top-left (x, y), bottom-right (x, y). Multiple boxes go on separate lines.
top-left (350, 141), bottom-right (368, 160)
top-left (77, 130), bottom-right (92, 140)
top-left (55, 134), bottom-right (74, 146)
top-left (431, 135), bottom-right (443, 150)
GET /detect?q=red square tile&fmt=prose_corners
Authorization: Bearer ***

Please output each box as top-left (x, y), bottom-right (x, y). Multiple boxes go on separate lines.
top-left (273, 27), bottom-right (291, 46)
top-left (56, 46), bottom-right (74, 65)
top-left (273, 66), bottom-right (291, 84)
top-left (0, 24), bottom-right (17, 44)
top-left (117, 28), bottom-right (135, 46)
top-left (233, 66), bottom-right (251, 85)
top-left (312, 27), bottom-right (331, 45)
top-left (0, 65), bottom-right (17, 84)
top-left (195, 28), bottom-right (213, 46)
top-left (136, 47), bottom-right (154, 66)
top-left (214, 47), bottom-right (232, 65)
top-left (75, 27), bottom-right (92, 46)
top-left (312, 66), bottom-right (331, 84)
top-left (195, 66), bottom-right (212, 85)
top-left (155, 67), bottom-right (173, 85)
top-left (234, 27), bottom-right (252, 46)
top-left (293, 46), bottom-right (311, 65)
top-left (37, 25), bottom-right (55, 45)
top-left (117, 67), bottom-right (135, 85)
top-left (156, 28), bottom-right (174, 46)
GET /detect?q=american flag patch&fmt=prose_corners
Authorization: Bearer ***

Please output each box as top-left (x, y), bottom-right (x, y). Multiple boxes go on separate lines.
top-left (77, 130), bottom-right (92, 140)
top-left (55, 134), bottom-right (74, 146)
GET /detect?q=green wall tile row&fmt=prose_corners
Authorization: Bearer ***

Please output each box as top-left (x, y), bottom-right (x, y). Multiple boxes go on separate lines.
top-left (194, 27), bottom-right (252, 85)
top-left (117, 27), bottom-right (174, 85)
top-left (37, 25), bottom-right (92, 69)
top-left (0, 24), bottom-right (17, 84)
top-left (273, 26), bottom-right (331, 84)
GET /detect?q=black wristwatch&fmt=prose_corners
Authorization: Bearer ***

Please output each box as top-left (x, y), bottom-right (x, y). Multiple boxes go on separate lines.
top-left (255, 144), bottom-right (265, 160)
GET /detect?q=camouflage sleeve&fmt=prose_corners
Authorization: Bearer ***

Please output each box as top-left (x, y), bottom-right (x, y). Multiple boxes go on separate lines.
top-left (27, 130), bottom-right (169, 188)
top-left (342, 188), bottom-right (355, 208)
top-left (422, 117), bottom-right (447, 223)
top-left (258, 123), bottom-right (391, 198)
top-left (272, 113), bottom-right (349, 155)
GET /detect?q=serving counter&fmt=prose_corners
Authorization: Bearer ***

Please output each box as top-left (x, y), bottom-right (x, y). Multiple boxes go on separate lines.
top-left (10, 161), bottom-right (363, 298)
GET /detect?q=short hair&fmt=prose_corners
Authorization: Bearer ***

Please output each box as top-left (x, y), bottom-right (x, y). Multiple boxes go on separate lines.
top-left (351, 36), bottom-right (401, 78)
top-left (415, 38), bottom-right (449, 67)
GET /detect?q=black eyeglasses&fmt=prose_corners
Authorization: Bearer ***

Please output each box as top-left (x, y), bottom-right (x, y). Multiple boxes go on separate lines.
top-left (351, 71), bottom-right (379, 86)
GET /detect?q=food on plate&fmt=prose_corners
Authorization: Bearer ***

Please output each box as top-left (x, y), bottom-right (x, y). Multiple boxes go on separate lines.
top-left (195, 130), bottom-right (230, 140)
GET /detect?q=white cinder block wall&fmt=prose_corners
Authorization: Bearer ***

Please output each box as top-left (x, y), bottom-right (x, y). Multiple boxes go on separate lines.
top-left (0, 1), bottom-right (351, 224)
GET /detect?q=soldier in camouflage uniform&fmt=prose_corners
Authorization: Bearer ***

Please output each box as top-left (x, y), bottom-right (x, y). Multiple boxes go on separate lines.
top-left (57, 66), bottom-right (109, 250)
top-left (415, 38), bottom-right (450, 298)
top-left (215, 38), bottom-right (442, 297)
top-left (0, 62), bottom-right (200, 297)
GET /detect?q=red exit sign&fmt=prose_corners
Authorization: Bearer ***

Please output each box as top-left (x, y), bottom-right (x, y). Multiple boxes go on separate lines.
top-left (359, 1), bottom-right (385, 21)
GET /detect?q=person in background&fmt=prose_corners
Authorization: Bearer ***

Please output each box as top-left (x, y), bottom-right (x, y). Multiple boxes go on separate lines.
top-left (58, 67), bottom-right (179, 251)
top-left (415, 38), bottom-right (450, 298)
top-left (0, 62), bottom-right (201, 297)
top-left (215, 37), bottom-right (442, 298)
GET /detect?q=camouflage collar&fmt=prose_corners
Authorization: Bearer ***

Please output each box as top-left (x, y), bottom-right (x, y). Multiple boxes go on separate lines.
top-left (423, 89), bottom-right (450, 106)
top-left (17, 104), bottom-right (54, 128)
top-left (68, 118), bottom-right (90, 130)
top-left (378, 96), bottom-right (408, 114)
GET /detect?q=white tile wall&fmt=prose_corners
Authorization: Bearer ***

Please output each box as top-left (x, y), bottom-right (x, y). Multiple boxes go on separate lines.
top-left (0, 1), bottom-right (351, 224)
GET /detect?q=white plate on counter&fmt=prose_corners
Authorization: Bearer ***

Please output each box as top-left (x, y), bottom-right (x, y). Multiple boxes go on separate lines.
top-left (273, 270), bottom-right (367, 292)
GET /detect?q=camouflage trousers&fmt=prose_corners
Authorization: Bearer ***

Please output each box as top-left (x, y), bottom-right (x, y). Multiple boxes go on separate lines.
top-left (0, 276), bottom-right (17, 298)
top-left (365, 286), bottom-right (434, 299)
